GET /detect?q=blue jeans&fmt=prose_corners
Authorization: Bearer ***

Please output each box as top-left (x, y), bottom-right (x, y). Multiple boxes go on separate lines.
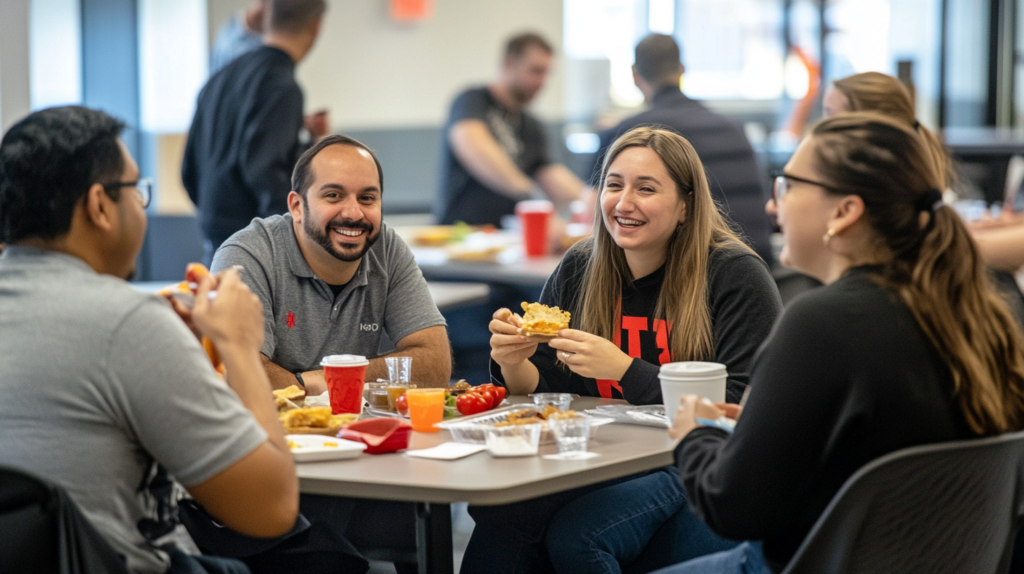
top-left (545, 467), bottom-right (737, 574)
top-left (651, 542), bottom-right (772, 574)
top-left (462, 467), bottom-right (734, 574)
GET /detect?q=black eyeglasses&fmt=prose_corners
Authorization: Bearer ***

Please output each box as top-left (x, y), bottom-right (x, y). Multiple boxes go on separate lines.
top-left (105, 179), bottom-right (152, 208)
top-left (771, 173), bottom-right (835, 203)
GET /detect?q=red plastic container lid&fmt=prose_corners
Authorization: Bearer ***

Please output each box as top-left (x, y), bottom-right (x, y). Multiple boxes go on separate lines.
top-left (337, 418), bottom-right (412, 454)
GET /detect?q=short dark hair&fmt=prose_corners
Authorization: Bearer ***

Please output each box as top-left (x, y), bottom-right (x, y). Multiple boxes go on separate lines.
top-left (504, 32), bottom-right (554, 62)
top-left (268, 0), bottom-right (326, 34)
top-left (634, 34), bottom-right (683, 85)
top-left (291, 134), bottom-right (384, 197)
top-left (0, 106), bottom-right (126, 243)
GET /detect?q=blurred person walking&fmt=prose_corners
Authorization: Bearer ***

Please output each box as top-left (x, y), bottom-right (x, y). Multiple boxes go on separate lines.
top-left (183, 0), bottom-right (329, 266)
top-left (592, 34), bottom-right (773, 263)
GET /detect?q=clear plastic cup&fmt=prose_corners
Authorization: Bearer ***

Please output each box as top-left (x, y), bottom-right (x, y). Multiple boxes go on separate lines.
top-left (532, 393), bottom-right (573, 412)
top-left (386, 356), bottom-right (412, 385)
top-left (548, 415), bottom-right (592, 458)
top-left (485, 423), bottom-right (542, 457)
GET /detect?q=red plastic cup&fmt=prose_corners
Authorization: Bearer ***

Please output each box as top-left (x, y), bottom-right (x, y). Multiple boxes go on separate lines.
top-left (516, 200), bottom-right (554, 258)
top-left (321, 354), bottom-right (369, 414)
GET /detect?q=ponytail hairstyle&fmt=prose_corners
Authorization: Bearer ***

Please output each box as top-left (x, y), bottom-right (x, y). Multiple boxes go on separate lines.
top-left (832, 72), bottom-right (954, 189)
top-left (575, 127), bottom-right (752, 363)
top-left (811, 112), bottom-right (1024, 435)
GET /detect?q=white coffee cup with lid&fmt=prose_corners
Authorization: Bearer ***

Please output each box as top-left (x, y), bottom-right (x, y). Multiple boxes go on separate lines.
top-left (659, 361), bottom-right (727, 423)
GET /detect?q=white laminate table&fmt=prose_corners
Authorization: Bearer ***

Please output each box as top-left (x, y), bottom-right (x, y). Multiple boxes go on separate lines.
top-left (296, 397), bottom-right (678, 574)
top-left (131, 280), bottom-right (490, 313)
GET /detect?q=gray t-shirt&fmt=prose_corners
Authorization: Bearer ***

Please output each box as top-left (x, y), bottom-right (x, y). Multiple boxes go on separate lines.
top-left (211, 215), bottom-right (446, 372)
top-left (0, 247), bottom-right (268, 574)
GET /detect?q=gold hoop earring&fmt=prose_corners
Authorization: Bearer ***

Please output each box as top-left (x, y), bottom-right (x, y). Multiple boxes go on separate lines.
top-left (822, 229), bottom-right (835, 246)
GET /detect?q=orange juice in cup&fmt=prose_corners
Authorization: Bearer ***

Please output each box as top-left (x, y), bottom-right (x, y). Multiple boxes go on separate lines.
top-left (406, 388), bottom-right (445, 432)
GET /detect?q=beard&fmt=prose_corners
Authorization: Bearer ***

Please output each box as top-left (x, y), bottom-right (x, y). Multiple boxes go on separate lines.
top-left (303, 201), bottom-right (379, 262)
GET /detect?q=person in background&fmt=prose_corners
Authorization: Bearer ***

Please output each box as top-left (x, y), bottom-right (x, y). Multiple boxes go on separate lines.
top-left (823, 71), bottom-right (1024, 322)
top-left (183, 0), bottom-right (329, 267)
top-left (209, 134), bottom-right (450, 574)
top-left (0, 105), bottom-right (298, 574)
top-left (658, 112), bottom-right (1024, 574)
top-left (209, 0), bottom-right (266, 74)
top-left (592, 34), bottom-right (773, 263)
top-left (436, 32), bottom-right (586, 227)
top-left (466, 127), bottom-right (782, 574)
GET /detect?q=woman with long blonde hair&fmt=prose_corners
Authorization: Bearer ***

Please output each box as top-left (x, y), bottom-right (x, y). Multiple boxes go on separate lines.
top-left (658, 112), bottom-right (1024, 574)
top-left (460, 127), bottom-right (783, 574)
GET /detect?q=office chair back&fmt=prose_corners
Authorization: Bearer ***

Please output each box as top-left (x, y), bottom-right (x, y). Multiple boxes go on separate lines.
top-left (0, 466), bottom-right (129, 574)
top-left (782, 430), bottom-right (1024, 574)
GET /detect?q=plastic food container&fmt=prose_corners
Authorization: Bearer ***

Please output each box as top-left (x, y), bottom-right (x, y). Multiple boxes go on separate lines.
top-left (436, 405), bottom-right (611, 445)
top-left (336, 418), bottom-right (412, 454)
top-left (485, 423), bottom-right (542, 457)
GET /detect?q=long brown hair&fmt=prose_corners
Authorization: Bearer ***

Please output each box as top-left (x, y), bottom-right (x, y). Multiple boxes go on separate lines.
top-left (575, 127), bottom-right (752, 362)
top-left (811, 112), bottom-right (1024, 435)
top-left (832, 72), bottom-right (954, 189)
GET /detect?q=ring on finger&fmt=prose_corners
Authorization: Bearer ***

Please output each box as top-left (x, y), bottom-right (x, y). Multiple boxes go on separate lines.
top-left (561, 351), bottom-right (572, 361)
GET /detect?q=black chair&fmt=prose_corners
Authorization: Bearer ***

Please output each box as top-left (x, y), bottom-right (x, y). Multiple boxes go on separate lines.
top-left (781, 430), bottom-right (1024, 574)
top-left (0, 466), bottom-right (129, 574)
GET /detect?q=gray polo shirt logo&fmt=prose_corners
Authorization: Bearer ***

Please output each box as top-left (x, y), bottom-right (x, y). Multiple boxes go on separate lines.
top-left (212, 214), bottom-right (446, 372)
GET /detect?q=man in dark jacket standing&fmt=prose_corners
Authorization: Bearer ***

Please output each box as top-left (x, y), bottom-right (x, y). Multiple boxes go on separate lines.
top-left (183, 0), bottom-right (328, 265)
top-left (592, 34), bottom-right (773, 262)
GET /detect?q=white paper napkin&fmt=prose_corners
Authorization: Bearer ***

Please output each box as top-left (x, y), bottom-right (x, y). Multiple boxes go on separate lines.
top-left (405, 442), bottom-right (488, 460)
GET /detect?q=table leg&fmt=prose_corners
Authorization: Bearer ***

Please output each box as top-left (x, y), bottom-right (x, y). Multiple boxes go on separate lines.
top-left (415, 502), bottom-right (453, 574)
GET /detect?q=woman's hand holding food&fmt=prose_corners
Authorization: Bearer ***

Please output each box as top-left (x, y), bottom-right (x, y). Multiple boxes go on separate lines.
top-left (549, 329), bottom-right (633, 381)
top-left (669, 396), bottom-right (727, 439)
top-left (191, 269), bottom-right (265, 356)
top-left (489, 308), bottom-right (539, 367)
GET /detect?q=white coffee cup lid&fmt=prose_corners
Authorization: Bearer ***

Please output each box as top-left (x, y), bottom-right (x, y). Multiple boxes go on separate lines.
top-left (321, 354), bottom-right (369, 367)
top-left (515, 199), bottom-right (554, 214)
top-left (660, 361), bottom-right (727, 378)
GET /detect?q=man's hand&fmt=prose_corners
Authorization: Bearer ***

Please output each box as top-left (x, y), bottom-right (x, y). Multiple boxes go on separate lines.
top-left (548, 329), bottom-right (633, 381)
top-left (489, 308), bottom-right (539, 367)
top-left (669, 396), bottom-right (727, 439)
top-left (163, 294), bottom-right (202, 341)
top-left (191, 270), bottom-right (264, 355)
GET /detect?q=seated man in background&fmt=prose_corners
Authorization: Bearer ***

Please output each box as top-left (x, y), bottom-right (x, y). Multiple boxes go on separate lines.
top-left (592, 34), bottom-right (773, 263)
top-left (0, 106), bottom-right (298, 574)
top-left (436, 32), bottom-right (586, 227)
top-left (211, 134), bottom-right (450, 574)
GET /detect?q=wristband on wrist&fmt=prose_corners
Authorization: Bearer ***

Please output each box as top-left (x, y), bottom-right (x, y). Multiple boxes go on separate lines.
top-left (294, 371), bottom-right (306, 388)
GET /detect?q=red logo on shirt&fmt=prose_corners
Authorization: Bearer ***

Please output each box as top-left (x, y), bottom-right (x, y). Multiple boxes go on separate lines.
top-left (595, 313), bottom-right (673, 399)
top-left (287, 312), bottom-right (296, 329)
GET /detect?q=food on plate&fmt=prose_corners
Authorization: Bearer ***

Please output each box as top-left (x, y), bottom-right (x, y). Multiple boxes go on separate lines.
top-left (517, 302), bottom-right (570, 338)
top-left (450, 380), bottom-right (471, 392)
top-left (447, 245), bottom-right (505, 262)
top-left (279, 407), bottom-right (358, 435)
top-left (494, 406), bottom-right (574, 427)
top-left (273, 384), bottom-right (306, 409)
top-left (287, 439), bottom-right (340, 450)
top-left (454, 383), bottom-right (508, 415)
top-left (413, 226), bottom-right (455, 247)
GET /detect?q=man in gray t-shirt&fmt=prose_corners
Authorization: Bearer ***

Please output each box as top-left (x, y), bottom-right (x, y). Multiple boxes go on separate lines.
top-left (0, 106), bottom-right (298, 573)
top-left (213, 134), bottom-right (450, 395)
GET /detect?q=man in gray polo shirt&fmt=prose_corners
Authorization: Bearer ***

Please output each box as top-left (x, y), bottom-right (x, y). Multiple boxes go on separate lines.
top-left (211, 134), bottom-right (449, 573)
top-left (212, 134), bottom-right (450, 393)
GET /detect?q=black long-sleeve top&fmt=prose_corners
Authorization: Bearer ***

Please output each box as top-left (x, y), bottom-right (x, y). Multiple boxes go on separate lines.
top-left (676, 267), bottom-right (975, 571)
top-left (182, 46), bottom-right (306, 241)
top-left (490, 240), bottom-right (782, 404)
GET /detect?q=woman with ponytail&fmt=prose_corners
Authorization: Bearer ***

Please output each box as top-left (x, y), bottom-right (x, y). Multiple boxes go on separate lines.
top-left (656, 112), bottom-right (1024, 574)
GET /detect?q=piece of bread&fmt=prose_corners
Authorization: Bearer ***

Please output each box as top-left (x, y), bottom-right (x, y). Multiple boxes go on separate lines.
top-left (517, 302), bottom-right (570, 339)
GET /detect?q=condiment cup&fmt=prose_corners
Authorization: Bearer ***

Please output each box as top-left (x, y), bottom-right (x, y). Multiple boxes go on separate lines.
top-left (485, 423), bottom-right (542, 457)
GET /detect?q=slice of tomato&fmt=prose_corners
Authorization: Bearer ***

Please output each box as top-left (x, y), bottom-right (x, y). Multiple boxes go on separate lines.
top-left (474, 385), bottom-right (499, 409)
top-left (492, 385), bottom-right (507, 404)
